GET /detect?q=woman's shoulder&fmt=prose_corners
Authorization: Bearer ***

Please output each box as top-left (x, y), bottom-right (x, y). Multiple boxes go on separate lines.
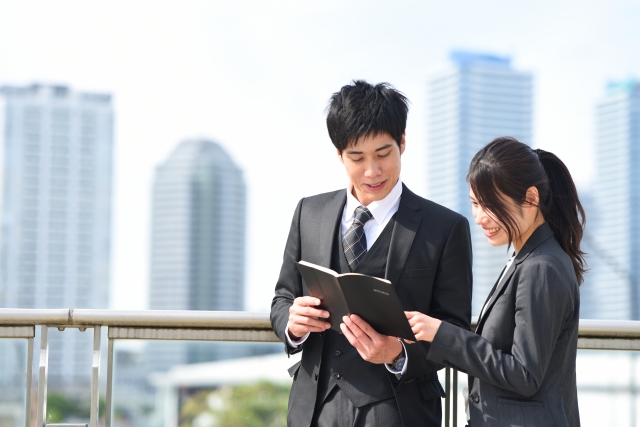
top-left (517, 237), bottom-right (578, 290)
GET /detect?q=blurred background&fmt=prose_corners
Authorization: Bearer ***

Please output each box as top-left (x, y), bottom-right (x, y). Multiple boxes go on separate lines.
top-left (0, 0), bottom-right (639, 426)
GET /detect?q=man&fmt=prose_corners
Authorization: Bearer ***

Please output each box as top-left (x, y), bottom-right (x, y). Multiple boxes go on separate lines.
top-left (270, 80), bottom-right (472, 427)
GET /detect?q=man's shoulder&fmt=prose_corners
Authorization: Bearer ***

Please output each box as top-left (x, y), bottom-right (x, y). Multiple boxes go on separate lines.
top-left (402, 186), bottom-right (467, 225)
top-left (298, 189), bottom-right (346, 211)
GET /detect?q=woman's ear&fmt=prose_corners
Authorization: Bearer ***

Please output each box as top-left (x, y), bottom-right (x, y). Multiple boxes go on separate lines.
top-left (525, 186), bottom-right (539, 207)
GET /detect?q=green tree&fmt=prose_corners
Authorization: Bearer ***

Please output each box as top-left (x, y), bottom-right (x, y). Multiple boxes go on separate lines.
top-left (179, 381), bottom-right (290, 427)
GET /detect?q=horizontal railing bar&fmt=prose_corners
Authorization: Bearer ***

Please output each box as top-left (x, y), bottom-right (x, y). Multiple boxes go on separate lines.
top-left (46, 424), bottom-right (88, 427)
top-left (0, 309), bottom-right (70, 325)
top-left (108, 327), bottom-right (280, 342)
top-left (0, 310), bottom-right (639, 340)
top-left (0, 326), bottom-right (35, 338)
top-left (578, 337), bottom-right (640, 351)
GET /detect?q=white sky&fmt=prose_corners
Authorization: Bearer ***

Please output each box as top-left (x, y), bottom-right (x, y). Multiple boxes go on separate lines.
top-left (1, 0), bottom-right (639, 311)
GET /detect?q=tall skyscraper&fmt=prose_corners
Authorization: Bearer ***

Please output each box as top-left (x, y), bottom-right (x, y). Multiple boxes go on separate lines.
top-left (426, 51), bottom-right (533, 315)
top-left (146, 139), bottom-right (246, 372)
top-left (585, 80), bottom-right (640, 320)
top-left (0, 84), bottom-right (113, 391)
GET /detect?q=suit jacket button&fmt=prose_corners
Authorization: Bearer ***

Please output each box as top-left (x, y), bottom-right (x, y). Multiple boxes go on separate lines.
top-left (333, 372), bottom-right (341, 379)
top-left (314, 373), bottom-right (318, 381)
top-left (470, 393), bottom-right (479, 404)
top-left (335, 350), bottom-right (341, 357)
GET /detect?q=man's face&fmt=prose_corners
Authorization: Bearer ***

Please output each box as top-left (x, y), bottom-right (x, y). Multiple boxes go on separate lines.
top-left (339, 132), bottom-right (405, 206)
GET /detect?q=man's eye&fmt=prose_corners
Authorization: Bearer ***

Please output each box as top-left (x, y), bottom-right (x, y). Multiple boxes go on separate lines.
top-left (378, 152), bottom-right (390, 158)
top-left (351, 157), bottom-right (364, 163)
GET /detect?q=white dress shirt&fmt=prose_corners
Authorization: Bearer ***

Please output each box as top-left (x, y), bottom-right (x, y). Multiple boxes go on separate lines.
top-left (286, 179), bottom-right (408, 375)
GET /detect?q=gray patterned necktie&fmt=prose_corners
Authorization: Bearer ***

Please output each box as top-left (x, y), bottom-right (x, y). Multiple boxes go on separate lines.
top-left (343, 205), bottom-right (373, 270)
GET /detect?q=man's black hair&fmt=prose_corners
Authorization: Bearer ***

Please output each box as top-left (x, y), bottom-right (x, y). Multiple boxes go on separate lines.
top-left (326, 80), bottom-right (409, 153)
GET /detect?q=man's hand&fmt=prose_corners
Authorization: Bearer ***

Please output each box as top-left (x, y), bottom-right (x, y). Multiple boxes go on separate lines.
top-left (340, 314), bottom-right (402, 364)
top-left (287, 296), bottom-right (331, 340)
top-left (405, 311), bottom-right (442, 342)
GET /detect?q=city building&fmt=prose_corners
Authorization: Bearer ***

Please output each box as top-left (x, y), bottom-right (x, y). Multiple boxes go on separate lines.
top-left (585, 80), bottom-right (640, 320)
top-left (146, 139), bottom-right (248, 372)
top-left (0, 84), bottom-right (113, 393)
top-left (425, 51), bottom-right (534, 315)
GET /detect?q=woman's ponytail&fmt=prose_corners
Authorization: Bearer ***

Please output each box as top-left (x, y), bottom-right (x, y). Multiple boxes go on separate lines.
top-left (534, 149), bottom-right (587, 284)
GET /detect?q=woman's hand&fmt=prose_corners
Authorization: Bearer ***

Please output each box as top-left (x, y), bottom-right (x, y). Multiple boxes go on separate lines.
top-left (405, 311), bottom-right (442, 342)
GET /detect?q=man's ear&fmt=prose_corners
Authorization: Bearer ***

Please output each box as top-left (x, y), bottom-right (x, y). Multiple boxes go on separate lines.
top-left (337, 148), bottom-right (344, 163)
top-left (525, 186), bottom-right (539, 207)
top-left (400, 133), bottom-right (406, 155)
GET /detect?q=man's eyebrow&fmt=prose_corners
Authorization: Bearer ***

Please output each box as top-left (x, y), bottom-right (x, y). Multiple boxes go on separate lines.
top-left (345, 144), bottom-right (393, 155)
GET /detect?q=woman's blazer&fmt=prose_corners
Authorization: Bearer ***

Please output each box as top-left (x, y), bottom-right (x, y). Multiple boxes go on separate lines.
top-left (427, 223), bottom-right (580, 427)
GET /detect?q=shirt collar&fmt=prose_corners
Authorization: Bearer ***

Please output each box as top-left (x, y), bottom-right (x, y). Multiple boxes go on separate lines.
top-left (344, 178), bottom-right (403, 225)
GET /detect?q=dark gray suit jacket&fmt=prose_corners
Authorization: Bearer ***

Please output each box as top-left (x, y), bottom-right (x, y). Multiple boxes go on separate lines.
top-left (270, 185), bottom-right (473, 427)
top-left (428, 223), bottom-right (580, 427)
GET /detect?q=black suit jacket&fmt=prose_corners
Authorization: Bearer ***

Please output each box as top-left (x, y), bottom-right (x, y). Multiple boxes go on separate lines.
top-left (270, 184), bottom-right (473, 427)
top-left (427, 223), bottom-right (580, 427)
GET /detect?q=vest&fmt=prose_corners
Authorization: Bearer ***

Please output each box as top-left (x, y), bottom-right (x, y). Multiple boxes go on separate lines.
top-left (315, 214), bottom-right (397, 408)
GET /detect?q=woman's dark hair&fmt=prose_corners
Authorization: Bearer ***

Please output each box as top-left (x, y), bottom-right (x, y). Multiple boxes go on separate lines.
top-left (468, 137), bottom-right (587, 284)
top-left (326, 80), bottom-right (408, 153)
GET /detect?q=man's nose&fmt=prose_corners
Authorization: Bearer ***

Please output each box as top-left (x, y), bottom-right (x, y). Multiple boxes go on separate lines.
top-left (364, 160), bottom-right (381, 177)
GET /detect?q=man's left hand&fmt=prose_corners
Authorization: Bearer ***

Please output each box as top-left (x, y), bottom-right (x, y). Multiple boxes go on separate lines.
top-left (340, 314), bottom-right (402, 364)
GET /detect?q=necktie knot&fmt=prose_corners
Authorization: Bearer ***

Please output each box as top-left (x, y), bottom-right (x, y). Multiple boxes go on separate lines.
top-left (353, 205), bottom-right (373, 226)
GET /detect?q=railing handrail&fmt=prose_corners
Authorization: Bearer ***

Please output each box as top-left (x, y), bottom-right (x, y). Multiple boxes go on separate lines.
top-left (1, 308), bottom-right (640, 338)
top-left (0, 308), bottom-right (272, 328)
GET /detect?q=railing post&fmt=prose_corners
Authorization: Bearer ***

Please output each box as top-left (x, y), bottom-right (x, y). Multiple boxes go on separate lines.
top-left (89, 326), bottom-right (101, 427)
top-left (25, 336), bottom-right (34, 427)
top-left (105, 334), bottom-right (114, 427)
top-left (36, 326), bottom-right (49, 427)
top-left (452, 369), bottom-right (458, 427)
top-left (445, 366), bottom-right (450, 427)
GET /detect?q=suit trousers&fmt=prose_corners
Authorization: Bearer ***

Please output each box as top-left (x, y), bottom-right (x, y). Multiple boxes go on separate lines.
top-left (311, 386), bottom-right (403, 427)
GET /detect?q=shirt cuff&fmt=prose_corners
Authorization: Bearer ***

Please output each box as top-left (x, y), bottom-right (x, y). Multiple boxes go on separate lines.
top-left (285, 321), bottom-right (310, 347)
top-left (385, 340), bottom-right (408, 376)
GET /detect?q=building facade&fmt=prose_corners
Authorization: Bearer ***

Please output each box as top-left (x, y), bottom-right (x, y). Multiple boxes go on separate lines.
top-left (0, 84), bottom-right (113, 392)
top-left (425, 51), bottom-right (533, 315)
top-left (146, 139), bottom-right (246, 372)
top-left (585, 80), bottom-right (640, 320)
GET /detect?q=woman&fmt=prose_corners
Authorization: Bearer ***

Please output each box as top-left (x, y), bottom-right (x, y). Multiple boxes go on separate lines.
top-left (407, 137), bottom-right (584, 426)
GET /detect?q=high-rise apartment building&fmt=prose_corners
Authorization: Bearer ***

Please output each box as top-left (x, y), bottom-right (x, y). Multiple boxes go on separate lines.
top-left (586, 80), bottom-right (640, 320)
top-left (146, 139), bottom-right (246, 372)
top-left (426, 51), bottom-right (533, 315)
top-left (0, 84), bottom-right (113, 391)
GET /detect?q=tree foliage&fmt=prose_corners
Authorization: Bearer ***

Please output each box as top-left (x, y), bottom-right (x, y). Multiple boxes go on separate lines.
top-left (179, 381), bottom-right (290, 427)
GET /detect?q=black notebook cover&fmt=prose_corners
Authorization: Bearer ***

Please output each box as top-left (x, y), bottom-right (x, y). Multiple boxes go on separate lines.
top-left (296, 261), bottom-right (416, 341)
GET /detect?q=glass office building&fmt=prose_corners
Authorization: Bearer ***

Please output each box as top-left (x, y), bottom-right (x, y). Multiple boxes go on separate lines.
top-left (146, 139), bottom-right (246, 372)
top-left (585, 80), bottom-right (640, 320)
top-left (0, 84), bottom-right (113, 392)
top-left (426, 51), bottom-right (533, 315)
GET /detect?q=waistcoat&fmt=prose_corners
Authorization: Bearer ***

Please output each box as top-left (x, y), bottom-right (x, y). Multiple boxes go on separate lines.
top-left (315, 214), bottom-right (397, 408)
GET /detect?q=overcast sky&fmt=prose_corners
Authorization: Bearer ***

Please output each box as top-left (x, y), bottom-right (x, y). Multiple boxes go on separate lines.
top-left (1, 0), bottom-right (639, 311)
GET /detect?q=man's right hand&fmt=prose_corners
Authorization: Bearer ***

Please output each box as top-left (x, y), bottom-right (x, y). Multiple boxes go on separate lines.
top-left (287, 296), bottom-right (331, 340)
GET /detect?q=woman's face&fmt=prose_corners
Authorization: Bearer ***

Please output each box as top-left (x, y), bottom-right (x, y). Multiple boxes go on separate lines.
top-left (469, 186), bottom-right (542, 252)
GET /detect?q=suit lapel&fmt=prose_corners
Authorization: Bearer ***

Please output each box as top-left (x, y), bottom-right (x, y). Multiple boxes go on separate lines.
top-left (475, 223), bottom-right (556, 334)
top-left (385, 185), bottom-right (422, 289)
top-left (475, 262), bottom-right (516, 334)
top-left (313, 190), bottom-right (347, 268)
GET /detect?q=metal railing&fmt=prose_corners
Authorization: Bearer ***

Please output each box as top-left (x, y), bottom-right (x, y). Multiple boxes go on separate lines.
top-left (1, 309), bottom-right (639, 427)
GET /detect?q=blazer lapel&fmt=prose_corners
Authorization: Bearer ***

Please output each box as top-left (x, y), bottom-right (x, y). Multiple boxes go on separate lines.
top-left (476, 262), bottom-right (516, 334)
top-left (312, 190), bottom-right (347, 268)
top-left (475, 223), bottom-right (556, 334)
top-left (385, 184), bottom-right (422, 289)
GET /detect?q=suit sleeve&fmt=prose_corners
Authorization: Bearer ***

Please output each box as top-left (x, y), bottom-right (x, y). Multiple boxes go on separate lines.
top-left (400, 215), bottom-right (473, 382)
top-left (427, 261), bottom-right (574, 396)
top-left (270, 198), bottom-right (305, 355)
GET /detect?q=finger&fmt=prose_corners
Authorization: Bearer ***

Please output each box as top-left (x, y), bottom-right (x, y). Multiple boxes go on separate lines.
top-left (290, 315), bottom-right (330, 329)
top-left (348, 315), bottom-right (378, 339)
top-left (340, 322), bottom-right (359, 347)
top-left (290, 305), bottom-right (330, 319)
top-left (343, 316), bottom-right (374, 347)
top-left (405, 311), bottom-right (416, 319)
top-left (293, 296), bottom-right (323, 307)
